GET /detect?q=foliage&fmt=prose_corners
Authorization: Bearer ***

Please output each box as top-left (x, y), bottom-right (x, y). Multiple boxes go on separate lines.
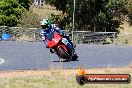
top-left (125, 0), bottom-right (132, 25)
top-left (0, 0), bottom-right (31, 27)
top-left (18, 0), bottom-right (32, 10)
top-left (45, 0), bottom-right (67, 13)
top-left (45, 0), bottom-right (132, 32)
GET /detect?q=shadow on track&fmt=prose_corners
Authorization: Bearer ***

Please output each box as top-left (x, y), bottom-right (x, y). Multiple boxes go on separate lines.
top-left (52, 59), bottom-right (79, 63)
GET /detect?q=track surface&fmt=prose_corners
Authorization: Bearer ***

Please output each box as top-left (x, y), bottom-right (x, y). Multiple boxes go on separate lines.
top-left (0, 41), bottom-right (132, 70)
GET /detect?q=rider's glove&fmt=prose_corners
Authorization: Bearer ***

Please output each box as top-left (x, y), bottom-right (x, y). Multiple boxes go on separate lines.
top-left (60, 32), bottom-right (63, 36)
top-left (42, 36), bottom-right (45, 41)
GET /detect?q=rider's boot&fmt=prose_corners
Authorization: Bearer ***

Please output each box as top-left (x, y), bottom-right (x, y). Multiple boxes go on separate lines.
top-left (50, 48), bottom-right (56, 54)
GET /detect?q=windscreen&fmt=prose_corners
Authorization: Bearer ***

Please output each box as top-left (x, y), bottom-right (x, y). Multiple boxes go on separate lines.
top-left (46, 32), bottom-right (54, 41)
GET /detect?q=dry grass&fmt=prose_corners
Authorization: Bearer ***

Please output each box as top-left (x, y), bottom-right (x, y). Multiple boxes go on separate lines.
top-left (117, 21), bottom-right (132, 45)
top-left (120, 21), bottom-right (132, 33)
top-left (30, 4), bottom-right (62, 19)
top-left (15, 35), bottom-right (34, 42)
top-left (0, 67), bottom-right (131, 88)
top-left (0, 67), bottom-right (132, 78)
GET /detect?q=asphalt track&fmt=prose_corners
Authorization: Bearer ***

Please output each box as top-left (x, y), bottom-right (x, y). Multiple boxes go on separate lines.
top-left (0, 41), bottom-right (132, 70)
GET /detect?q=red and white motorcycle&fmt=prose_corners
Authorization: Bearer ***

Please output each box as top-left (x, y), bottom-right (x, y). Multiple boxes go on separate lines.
top-left (46, 31), bottom-right (78, 61)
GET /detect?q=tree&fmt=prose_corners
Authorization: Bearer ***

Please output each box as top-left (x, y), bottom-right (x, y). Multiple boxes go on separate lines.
top-left (0, 0), bottom-right (31, 26)
top-left (45, 0), bottom-right (132, 32)
top-left (18, 0), bottom-right (32, 10)
top-left (125, 0), bottom-right (132, 25)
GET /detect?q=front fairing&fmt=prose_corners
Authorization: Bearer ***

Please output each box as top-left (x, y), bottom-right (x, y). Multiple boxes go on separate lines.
top-left (46, 32), bottom-right (62, 48)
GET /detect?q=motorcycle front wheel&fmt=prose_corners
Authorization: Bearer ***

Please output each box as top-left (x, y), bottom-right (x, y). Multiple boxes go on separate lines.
top-left (72, 53), bottom-right (78, 61)
top-left (58, 47), bottom-right (71, 59)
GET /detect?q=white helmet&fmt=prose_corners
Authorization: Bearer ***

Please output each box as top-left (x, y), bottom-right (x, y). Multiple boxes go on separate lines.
top-left (40, 19), bottom-right (48, 25)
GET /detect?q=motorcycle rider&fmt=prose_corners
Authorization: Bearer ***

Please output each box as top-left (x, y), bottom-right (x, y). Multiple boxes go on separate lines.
top-left (40, 18), bottom-right (75, 53)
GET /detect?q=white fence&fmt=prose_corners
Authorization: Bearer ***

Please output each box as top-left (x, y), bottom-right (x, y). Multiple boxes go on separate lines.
top-left (0, 26), bottom-right (40, 42)
top-left (73, 31), bottom-right (117, 44)
top-left (0, 26), bottom-right (132, 45)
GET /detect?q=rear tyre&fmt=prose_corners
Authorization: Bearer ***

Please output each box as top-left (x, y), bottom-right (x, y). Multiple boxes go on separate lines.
top-left (58, 47), bottom-right (70, 59)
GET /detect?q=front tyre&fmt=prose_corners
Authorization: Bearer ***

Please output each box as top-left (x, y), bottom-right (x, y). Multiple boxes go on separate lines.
top-left (72, 53), bottom-right (78, 61)
top-left (58, 47), bottom-right (70, 59)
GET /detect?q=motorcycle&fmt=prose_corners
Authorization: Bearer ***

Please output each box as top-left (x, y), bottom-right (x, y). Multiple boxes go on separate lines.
top-left (46, 31), bottom-right (78, 61)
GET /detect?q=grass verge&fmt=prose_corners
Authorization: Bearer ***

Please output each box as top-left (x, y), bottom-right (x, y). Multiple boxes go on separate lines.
top-left (0, 67), bottom-right (131, 88)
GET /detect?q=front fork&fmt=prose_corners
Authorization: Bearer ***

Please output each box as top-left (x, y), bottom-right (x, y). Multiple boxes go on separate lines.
top-left (61, 38), bottom-right (75, 56)
top-left (62, 38), bottom-right (73, 49)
